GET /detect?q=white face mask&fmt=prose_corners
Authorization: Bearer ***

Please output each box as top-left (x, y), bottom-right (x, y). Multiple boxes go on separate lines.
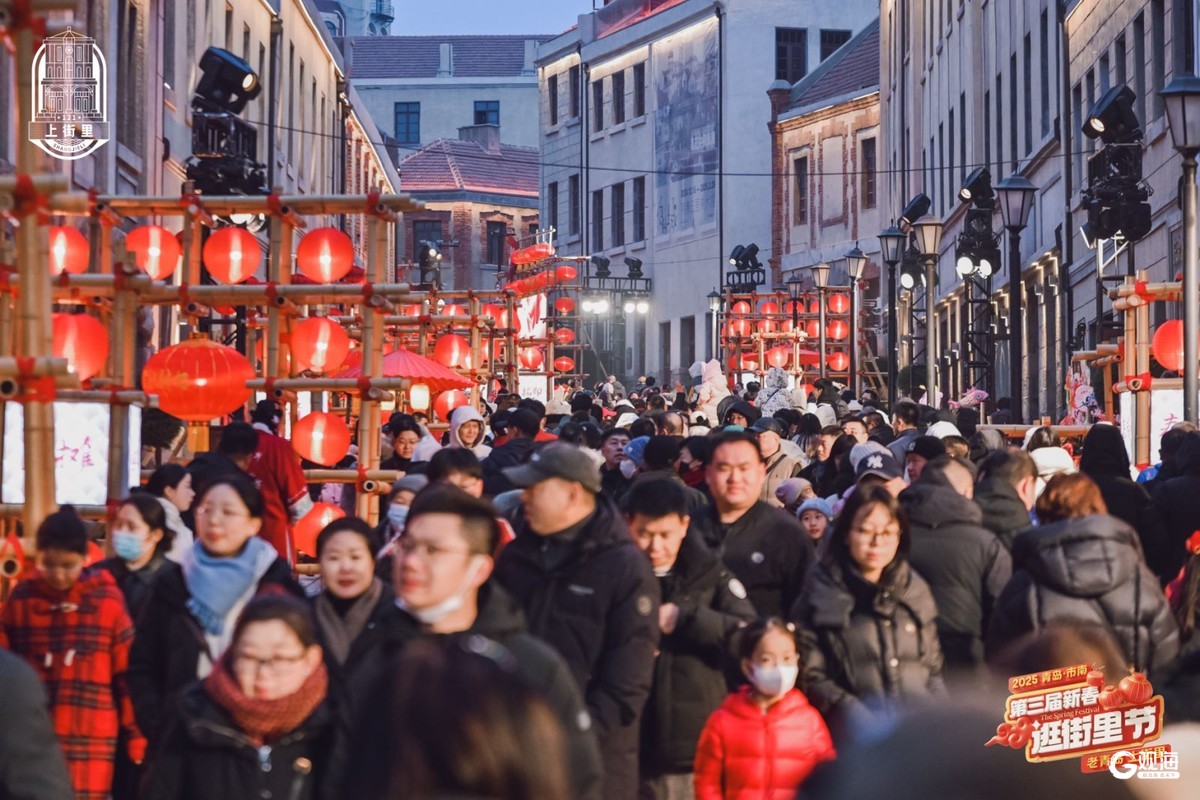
top-left (395, 555), bottom-right (486, 626)
top-left (750, 664), bottom-right (799, 699)
top-left (620, 459), bottom-right (639, 479)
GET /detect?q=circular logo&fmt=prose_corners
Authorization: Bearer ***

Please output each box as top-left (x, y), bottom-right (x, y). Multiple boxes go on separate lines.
top-left (750, 551), bottom-right (765, 565)
top-left (1109, 751), bottom-right (1138, 780)
top-left (636, 595), bottom-right (653, 616)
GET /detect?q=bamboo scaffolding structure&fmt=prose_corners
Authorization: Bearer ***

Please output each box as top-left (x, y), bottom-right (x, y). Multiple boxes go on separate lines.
top-left (1134, 270), bottom-right (1152, 468)
top-left (92, 193), bottom-right (422, 217)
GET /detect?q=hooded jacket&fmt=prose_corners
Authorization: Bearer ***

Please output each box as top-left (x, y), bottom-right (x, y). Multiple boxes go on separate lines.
top-left (1028, 446), bottom-right (1077, 497)
top-left (899, 480), bottom-right (1011, 674)
top-left (985, 515), bottom-right (1180, 676)
top-left (447, 405), bottom-right (492, 458)
top-left (974, 477), bottom-right (1033, 550)
top-left (722, 399), bottom-right (761, 428)
top-left (757, 368), bottom-right (793, 418)
top-left (692, 360), bottom-right (731, 428)
top-left (1152, 434), bottom-right (1200, 583)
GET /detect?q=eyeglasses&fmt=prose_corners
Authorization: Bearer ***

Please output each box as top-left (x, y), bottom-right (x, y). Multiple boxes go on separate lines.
top-left (195, 504), bottom-right (250, 520)
top-left (853, 527), bottom-right (901, 544)
top-left (396, 536), bottom-right (472, 561)
top-left (233, 652), bottom-right (308, 675)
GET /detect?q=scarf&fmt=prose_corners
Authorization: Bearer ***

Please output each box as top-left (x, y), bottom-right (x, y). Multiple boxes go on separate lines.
top-left (157, 496), bottom-right (195, 563)
top-left (203, 656), bottom-right (328, 746)
top-left (314, 578), bottom-right (384, 665)
top-left (182, 537), bottom-right (278, 636)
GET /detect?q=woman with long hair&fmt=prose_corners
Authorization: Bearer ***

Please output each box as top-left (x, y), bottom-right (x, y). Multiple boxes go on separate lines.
top-left (144, 463), bottom-right (195, 562)
top-left (99, 494), bottom-right (176, 620)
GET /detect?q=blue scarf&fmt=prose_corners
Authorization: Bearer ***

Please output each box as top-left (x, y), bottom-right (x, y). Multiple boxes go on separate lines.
top-left (181, 537), bottom-right (278, 636)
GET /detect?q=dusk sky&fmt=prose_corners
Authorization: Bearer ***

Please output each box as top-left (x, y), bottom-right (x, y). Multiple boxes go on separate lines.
top-left (394, 0), bottom-right (593, 36)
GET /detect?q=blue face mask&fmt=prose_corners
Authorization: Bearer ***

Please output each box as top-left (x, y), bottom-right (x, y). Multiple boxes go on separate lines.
top-left (112, 530), bottom-right (150, 562)
top-left (387, 504), bottom-right (409, 532)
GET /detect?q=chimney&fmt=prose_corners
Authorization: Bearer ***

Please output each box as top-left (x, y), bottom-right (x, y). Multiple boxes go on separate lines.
top-left (523, 39), bottom-right (537, 75)
top-left (344, 38), bottom-right (354, 77)
top-left (766, 79), bottom-right (792, 123)
top-left (458, 124), bottom-right (501, 155)
top-left (439, 42), bottom-right (453, 77)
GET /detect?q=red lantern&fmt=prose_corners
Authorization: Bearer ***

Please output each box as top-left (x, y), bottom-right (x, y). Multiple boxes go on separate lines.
top-left (292, 412), bottom-right (352, 466)
top-left (1118, 672), bottom-right (1153, 705)
top-left (434, 333), bottom-right (471, 369)
top-left (203, 227), bottom-right (261, 284)
top-left (1086, 670), bottom-right (1106, 689)
top-left (52, 313), bottom-right (109, 381)
top-left (828, 293), bottom-right (851, 314)
top-left (726, 319), bottom-right (751, 338)
top-left (553, 356), bottom-right (575, 372)
top-left (142, 338), bottom-right (255, 421)
top-left (48, 226), bottom-right (89, 275)
top-left (1098, 685), bottom-right (1124, 710)
top-left (730, 300), bottom-right (750, 316)
top-left (296, 227), bottom-right (354, 283)
top-left (291, 317), bottom-right (351, 374)
top-left (809, 300), bottom-right (821, 314)
top-left (757, 318), bottom-right (777, 334)
top-left (827, 319), bottom-right (849, 341)
top-left (805, 320), bottom-right (820, 338)
top-left (556, 265), bottom-right (578, 282)
top-left (766, 346), bottom-right (789, 368)
top-left (519, 347), bottom-right (544, 370)
top-left (779, 319), bottom-right (795, 334)
top-left (760, 300), bottom-right (779, 315)
top-left (293, 503), bottom-right (346, 558)
top-left (728, 354), bottom-right (759, 372)
top-left (440, 303), bottom-right (466, 318)
top-left (827, 351), bottom-right (849, 372)
top-left (125, 225), bottom-right (181, 280)
top-left (784, 300), bottom-right (804, 315)
top-left (554, 297), bottom-right (575, 314)
top-left (433, 389), bottom-right (470, 422)
top-left (1152, 319), bottom-right (1189, 372)
top-left (553, 328), bottom-right (575, 345)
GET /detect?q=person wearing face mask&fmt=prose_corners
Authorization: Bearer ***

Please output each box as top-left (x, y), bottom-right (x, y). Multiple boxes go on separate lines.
top-left (368, 485), bottom-right (602, 800)
top-left (100, 495), bottom-right (177, 620)
top-left (693, 619), bottom-right (835, 800)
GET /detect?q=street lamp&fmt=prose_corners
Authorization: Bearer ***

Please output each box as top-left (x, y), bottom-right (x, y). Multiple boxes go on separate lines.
top-left (812, 262), bottom-right (830, 378)
top-left (878, 224), bottom-right (906, 403)
top-left (1162, 74), bottom-right (1200, 424)
top-left (707, 288), bottom-right (723, 360)
top-left (846, 244), bottom-right (867, 397)
top-left (996, 173), bottom-right (1037, 424)
top-left (912, 215), bottom-right (943, 408)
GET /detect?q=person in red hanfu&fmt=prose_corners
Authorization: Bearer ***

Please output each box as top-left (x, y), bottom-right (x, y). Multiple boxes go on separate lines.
top-left (0, 506), bottom-right (144, 800)
top-left (248, 401), bottom-right (314, 565)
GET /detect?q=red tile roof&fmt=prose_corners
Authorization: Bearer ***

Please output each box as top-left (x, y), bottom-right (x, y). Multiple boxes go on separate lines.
top-left (339, 35), bottom-right (553, 80)
top-left (399, 139), bottom-right (540, 198)
top-left (789, 19), bottom-right (880, 111)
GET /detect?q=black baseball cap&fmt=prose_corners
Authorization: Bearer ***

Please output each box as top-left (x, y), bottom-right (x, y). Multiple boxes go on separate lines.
top-left (502, 442), bottom-right (602, 493)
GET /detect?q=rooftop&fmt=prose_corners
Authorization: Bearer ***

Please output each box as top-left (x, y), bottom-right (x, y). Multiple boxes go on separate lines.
top-left (337, 35), bottom-right (554, 80)
top-left (399, 137), bottom-right (539, 198)
top-left (788, 18), bottom-right (880, 111)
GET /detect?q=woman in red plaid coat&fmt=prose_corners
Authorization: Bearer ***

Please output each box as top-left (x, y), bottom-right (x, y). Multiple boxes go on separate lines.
top-left (0, 506), bottom-right (144, 800)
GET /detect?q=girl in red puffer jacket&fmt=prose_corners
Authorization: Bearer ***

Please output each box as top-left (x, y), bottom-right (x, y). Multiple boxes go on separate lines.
top-left (694, 619), bottom-right (835, 800)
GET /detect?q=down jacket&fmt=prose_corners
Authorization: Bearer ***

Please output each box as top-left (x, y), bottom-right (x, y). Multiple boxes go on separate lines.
top-left (693, 687), bottom-right (835, 800)
top-left (985, 514), bottom-right (1180, 677)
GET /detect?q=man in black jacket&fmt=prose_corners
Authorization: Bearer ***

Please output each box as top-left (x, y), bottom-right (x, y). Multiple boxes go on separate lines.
top-left (688, 432), bottom-right (815, 618)
top-left (494, 443), bottom-right (660, 800)
top-left (481, 408), bottom-right (540, 497)
top-left (974, 449), bottom-right (1037, 549)
top-left (599, 427), bottom-right (632, 499)
top-left (900, 457), bottom-right (1011, 682)
top-left (624, 480), bottom-right (755, 798)
top-left (0, 649), bottom-right (73, 800)
top-left (885, 401), bottom-right (921, 464)
top-left (1152, 431), bottom-right (1200, 583)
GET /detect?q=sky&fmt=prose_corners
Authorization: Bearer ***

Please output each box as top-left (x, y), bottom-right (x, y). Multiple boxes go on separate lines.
top-left (394, 0), bottom-right (593, 36)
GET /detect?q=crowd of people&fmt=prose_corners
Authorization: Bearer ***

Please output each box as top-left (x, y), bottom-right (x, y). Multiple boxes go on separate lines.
top-left (2, 361), bottom-right (1200, 800)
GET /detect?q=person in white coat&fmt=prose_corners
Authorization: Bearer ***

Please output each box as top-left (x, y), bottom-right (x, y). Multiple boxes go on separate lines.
top-left (690, 359), bottom-right (730, 428)
top-left (448, 405), bottom-right (493, 459)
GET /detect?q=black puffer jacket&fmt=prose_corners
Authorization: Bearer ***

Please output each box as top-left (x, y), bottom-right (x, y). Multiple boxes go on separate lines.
top-left (641, 534), bottom-right (756, 776)
top-left (98, 552), bottom-right (174, 621)
top-left (900, 481), bottom-right (1011, 675)
top-left (721, 399), bottom-right (761, 427)
top-left (974, 477), bottom-right (1033, 550)
top-left (493, 495), bottom-right (660, 800)
top-left (791, 559), bottom-right (945, 742)
top-left (986, 515), bottom-right (1181, 677)
top-left (142, 683), bottom-right (332, 800)
top-left (481, 437), bottom-right (537, 497)
top-left (1152, 434), bottom-right (1200, 583)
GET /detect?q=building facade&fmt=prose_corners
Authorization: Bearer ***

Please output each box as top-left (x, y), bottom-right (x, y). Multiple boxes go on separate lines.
top-left (537, 0), bottom-right (876, 385)
top-left (316, 0), bottom-right (395, 37)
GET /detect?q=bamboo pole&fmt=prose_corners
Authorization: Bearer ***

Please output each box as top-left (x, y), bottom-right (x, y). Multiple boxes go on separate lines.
top-left (106, 257), bottom-right (138, 509)
top-left (94, 193), bottom-right (424, 216)
top-left (1134, 270), bottom-right (1152, 470)
top-left (247, 377), bottom-right (410, 392)
top-left (356, 216), bottom-right (381, 521)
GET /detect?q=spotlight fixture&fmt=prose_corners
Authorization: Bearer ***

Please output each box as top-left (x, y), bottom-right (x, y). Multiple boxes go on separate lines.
top-left (1083, 85), bottom-right (1142, 144)
top-left (194, 47), bottom-right (263, 114)
top-left (899, 194), bottom-right (932, 227)
top-left (728, 245), bottom-right (745, 266)
top-left (958, 167), bottom-right (994, 207)
top-left (624, 256), bottom-right (643, 279)
top-left (741, 243), bottom-right (762, 270)
top-left (591, 254), bottom-right (611, 278)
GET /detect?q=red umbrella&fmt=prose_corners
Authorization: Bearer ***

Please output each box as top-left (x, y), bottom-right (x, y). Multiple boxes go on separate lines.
top-left (334, 347), bottom-right (473, 391)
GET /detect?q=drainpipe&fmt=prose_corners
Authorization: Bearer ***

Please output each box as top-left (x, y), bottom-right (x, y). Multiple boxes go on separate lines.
top-left (716, 4), bottom-right (725, 292)
top-left (1058, 1), bottom-right (1075, 376)
top-left (267, 16), bottom-right (282, 190)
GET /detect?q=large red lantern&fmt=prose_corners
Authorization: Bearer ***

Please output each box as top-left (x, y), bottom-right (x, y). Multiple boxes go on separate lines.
top-left (125, 225), bottom-right (181, 280)
top-left (203, 227), bottom-right (262, 284)
top-left (553, 356), bottom-right (575, 372)
top-left (292, 412), bottom-right (353, 466)
top-left (434, 333), bottom-right (471, 369)
top-left (296, 227), bottom-right (354, 283)
top-left (483, 303), bottom-right (510, 328)
top-left (519, 347), bottom-right (544, 370)
top-left (827, 351), bottom-right (850, 372)
top-left (433, 389), bottom-right (470, 422)
top-left (1152, 319), bottom-right (1189, 372)
top-left (828, 293), bottom-right (851, 314)
top-left (731, 300), bottom-right (751, 316)
top-left (403, 303), bottom-right (423, 317)
top-left (757, 318), bottom-right (777, 334)
top-left (728, 354), bottom-right (759, 372)
top-left (553, 328), bottom-right (575, 345)
top-left (805, 320), bottom-right (821, 338)
top-left (52, 313), bottom-right (109, 381)
top-left (809, 300), bottom-right (822, 314)
top-left (439, 303), bottom-right (466, 318)
top-left (49, 226), bottom-right (89, 275)
top-left (293, 503), bottom-right (346, 558)
top-left (766, 346), bottom-right (789, 368)
top-left (760, 300), bottom-right (780, 315)
top-left (142, 338), bottom-right (255, 421)
top-left (556, 265), bottom-right (578, 282)
top-left (553, 297), bottom-right (575, 314)
top-left (726, 319), bottom-right (751, 338)
top-left (291, 317), bottom-right (351, 374)
top-left (827, 319), bottom-right (849, 341)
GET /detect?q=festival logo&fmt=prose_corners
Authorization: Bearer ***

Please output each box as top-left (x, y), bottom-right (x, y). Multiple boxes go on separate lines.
top-left (28, 29), bottom-right (110, 160)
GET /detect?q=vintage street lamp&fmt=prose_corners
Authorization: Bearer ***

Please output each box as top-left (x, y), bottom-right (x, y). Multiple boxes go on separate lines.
top-left (1162, 74), bottom-right (1200, 423)
top-left (997, 174), bottom-right (1037, 424)
top-left (912, 215), bottom-right (944, 407)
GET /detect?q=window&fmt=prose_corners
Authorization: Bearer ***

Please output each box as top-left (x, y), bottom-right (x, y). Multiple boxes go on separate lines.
top-left (592, 190), bottom-right (604, 250)
top-left (612, 70), bottom-right (625, 125)
top-left (164, 1), bottom-right (175, 88)
top-left (287, 43), bottom-right (294, 157)
top-left (548, 182), bottom-right (559, 233)
top-left (569, 65), bottom-right (580, 117)
top-left (1024, 35), bottom-right (1033, 154)
top-left (612, 183), bottom-right (625, 247)
top-left (412, 220), bottom-right (441, 261)
top-left (474, 100), bottom-right (499, 125)
top-left (1009, 53), bottom-right (1018, 169)
top-left (995, 75), bottom-right (1003, 177)
top-left (1151, 0), bottom-right (1165, 119)
top-left (592, 80), bottom-right (604, 131)
top-left (947, 114), bottom-right (954, 202)
top-left (793, 156), bottom-right (809, 224)
top-left (633, 63), bottom-right (646, 117)
top-left (394, 102), bottom-right (420, 146)
top-left (224, 6), bottom-right (233, 52)
top-left (486, 221), bottom-right (507, 265)
top-left (548, 74), bottom-right (558, 126)
top-left (861, 138), bottom-right (877, 209)
top-left (959, 92), bottom-right (966, 183)
top-left (984, 90), bottom-right (991, 176)
top-left (633, 176), bottom-right (646, 241)
top-left (243, 24), bottom-right (250, 64)
top-left (820, 29), bottom-right (852, 60)
top-left (569, 175), bottom-right (580, 236)
top-left (938, 123), bottom-right (945, 214)
top-left (1086, 68), bottom-right (1096, 154)
top-left (1100, 53), bottom-right (1111, 93)
top-left (1072, 83), bottom-right (1083, 192)
top-left (1134, 14), bottom-right (1147, 126)
top-left (776, 28), bottom-right (808, 83)
top-left (1040, 11), bottom-right (1051, 137)
top-left (1115, 34), bottom-right (1128, 94)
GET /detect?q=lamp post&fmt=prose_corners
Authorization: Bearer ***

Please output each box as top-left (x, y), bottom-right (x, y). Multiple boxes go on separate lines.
top-left (786, 273), bottom-right (804, 383)
top-left (912, 215), bottom-right (944, 408)
top-left (878, 224), bottom-right (906, 403)
top-left (996, 174), bottom-right (1037, 424)
top-left (812, 262), bottom-right (831, 379)
top-left (845, 244), bottom-right (867, 397)
top-left (707, 288), bottom-right (723, 361)
top-left (1162, 75), bottom-right (1200, 424)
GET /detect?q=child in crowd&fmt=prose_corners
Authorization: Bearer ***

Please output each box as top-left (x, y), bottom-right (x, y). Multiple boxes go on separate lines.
top-left (798, 498), bottom-right (833, 547)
